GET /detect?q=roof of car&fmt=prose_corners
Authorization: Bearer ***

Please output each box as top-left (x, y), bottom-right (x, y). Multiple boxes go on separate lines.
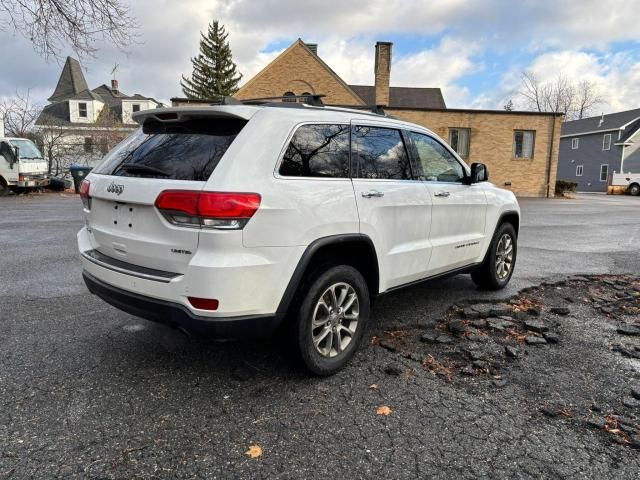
top-left (132, 103), bottom-right (434, 135)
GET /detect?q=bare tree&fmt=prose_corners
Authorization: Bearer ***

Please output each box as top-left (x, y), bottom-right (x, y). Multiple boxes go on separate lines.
top-left (0, 0), bottom-right (138, 59)
top-left (517, 71), bottom-right (603, 121)
top-left (574, 80), bottom-right (604, 121)
top-left (0, 89), bottom-right (40, 137)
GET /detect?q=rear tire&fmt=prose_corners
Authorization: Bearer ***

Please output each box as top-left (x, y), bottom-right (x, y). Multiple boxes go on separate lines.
top-left (292, 265), bottom-right (370, 376)
top-left (629, 183), bottom-right (640, 196)
top-left (471, 222), bottom-right (517, 290)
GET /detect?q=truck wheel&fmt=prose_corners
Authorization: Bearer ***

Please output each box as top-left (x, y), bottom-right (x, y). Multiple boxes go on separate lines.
top-left (630, 183), bottom-right (640, 196)
top-left (0, 178), bottom-right (9, 197)
top-left (292, 265), bottom-right (370, 376)
top-left (471, 222), bottom-right (517, 290)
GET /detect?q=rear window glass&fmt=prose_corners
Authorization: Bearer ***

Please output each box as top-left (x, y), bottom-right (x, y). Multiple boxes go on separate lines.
top-left (279, 124), bottom-right (350, 178)
top-left (92, 118), bottom-right (247, 181)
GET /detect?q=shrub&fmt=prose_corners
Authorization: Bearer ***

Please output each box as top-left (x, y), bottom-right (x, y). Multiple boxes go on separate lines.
top-left (555, 180), bottom-right (578, 194)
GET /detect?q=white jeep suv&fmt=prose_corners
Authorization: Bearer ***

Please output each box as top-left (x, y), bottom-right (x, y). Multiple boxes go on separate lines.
top-left (78, 101), bottom-right (520, 375)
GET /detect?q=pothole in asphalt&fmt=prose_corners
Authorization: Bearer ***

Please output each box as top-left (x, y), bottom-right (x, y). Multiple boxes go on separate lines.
top-left (372, 274), bottom-right (640, 450)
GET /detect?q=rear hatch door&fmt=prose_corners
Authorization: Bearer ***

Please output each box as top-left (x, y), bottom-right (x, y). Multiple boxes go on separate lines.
top-left (85, 108), bottom-right (251, 274)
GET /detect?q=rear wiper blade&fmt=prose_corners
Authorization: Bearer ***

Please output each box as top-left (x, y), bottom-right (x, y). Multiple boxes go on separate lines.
top-left (118, 163), bottom-right (170, 177)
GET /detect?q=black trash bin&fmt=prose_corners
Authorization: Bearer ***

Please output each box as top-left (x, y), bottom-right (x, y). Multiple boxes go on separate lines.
top-left (69, 165), bottom-right (93, 193)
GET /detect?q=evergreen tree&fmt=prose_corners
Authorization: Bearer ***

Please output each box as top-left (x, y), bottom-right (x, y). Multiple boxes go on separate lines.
top-left (180, 21), bottom-right (242, 98)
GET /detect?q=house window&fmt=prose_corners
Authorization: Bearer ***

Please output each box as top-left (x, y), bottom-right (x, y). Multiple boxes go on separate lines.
top-left (298, 92), bottom-right (312, 103)
top-left (283, 91), bottom-right (296, 103)
top-left (448, 128), bottom-right (470, 158)
top-left (602, 133), bottom-right (612, 151)
top-left (576, 165), bottom-right (583, 176)
top-left (84, 137), bottom-right (94, 153)
top-left (99, 138), bottom-right (109, 154)
top-left (78, 102), bottom-right (88, 118)
top-left (600, 164), bottom-right (609, 182)
top-left (571, 138), bottom-right (579, 149)
top-left (513, 130), bottom-right (535, 159)
top-left (132, 104), bottom-right (141, 113)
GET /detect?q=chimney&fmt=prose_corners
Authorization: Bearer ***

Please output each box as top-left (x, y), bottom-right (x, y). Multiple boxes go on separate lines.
top-left (305, 43), bottom-right (318, 55)
top-left (111, 79), bottom-right (119, 94)
top-left (374, 41), bottom-right (392, 106)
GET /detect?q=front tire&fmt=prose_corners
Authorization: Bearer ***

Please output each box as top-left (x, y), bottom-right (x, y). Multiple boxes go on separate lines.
top-left (0, 179), bottom-right (10, 197)
top-left (471, 222), bottom-right (517, 290)
top-left (629, 183), bottom-right (640, 196)
top-left (293, 265), bottom-right (370, 376)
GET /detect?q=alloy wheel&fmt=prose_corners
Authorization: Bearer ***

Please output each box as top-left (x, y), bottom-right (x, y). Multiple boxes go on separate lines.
top-left (311, 282), bottom-right (360, 358)
top-left (495, 233), bottom-right (514, 280)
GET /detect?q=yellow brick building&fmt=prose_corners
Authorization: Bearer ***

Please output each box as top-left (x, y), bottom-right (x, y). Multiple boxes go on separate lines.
top-left (174, 39), bottom-right (562, 197)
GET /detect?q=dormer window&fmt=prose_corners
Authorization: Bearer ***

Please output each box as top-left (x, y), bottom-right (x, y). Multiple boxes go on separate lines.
top-left (132, 104), bottom-right (141, 113)
top-left (78, 102), bottom-right (88, 118)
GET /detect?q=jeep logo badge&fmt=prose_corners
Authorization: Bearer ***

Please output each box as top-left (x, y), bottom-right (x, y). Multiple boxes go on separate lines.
top-left (107, 182), bottom-right (124, 195)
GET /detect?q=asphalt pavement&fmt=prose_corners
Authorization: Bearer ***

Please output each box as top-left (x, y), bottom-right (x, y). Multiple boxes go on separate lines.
top-left (1, 192), bottom-right (639, 479)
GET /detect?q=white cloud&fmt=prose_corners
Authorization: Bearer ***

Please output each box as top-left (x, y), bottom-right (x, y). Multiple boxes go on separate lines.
top-left (478, 50), bottom-right (640, 114)
top-left (2, 0), bottom-right (640, 112)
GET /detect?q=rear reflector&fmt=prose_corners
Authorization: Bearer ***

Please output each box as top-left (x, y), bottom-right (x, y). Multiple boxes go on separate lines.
top-left (155, 190), bottom-right (261, 230)
top-left (188, 297), bottom-right (219, 311)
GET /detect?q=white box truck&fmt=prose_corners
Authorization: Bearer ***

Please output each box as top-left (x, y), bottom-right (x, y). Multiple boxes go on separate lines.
top-left (0, 137), bottom-right (50, 195)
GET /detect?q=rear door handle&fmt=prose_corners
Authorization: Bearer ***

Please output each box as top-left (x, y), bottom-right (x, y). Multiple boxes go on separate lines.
top-left (434, 191), bottom-right (450, 197)
top-left (361, 190), bottom-right (384, 198)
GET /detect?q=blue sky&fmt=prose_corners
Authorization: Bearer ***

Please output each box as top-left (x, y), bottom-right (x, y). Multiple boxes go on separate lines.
top-left (1, 0), bottom-right (640, 115)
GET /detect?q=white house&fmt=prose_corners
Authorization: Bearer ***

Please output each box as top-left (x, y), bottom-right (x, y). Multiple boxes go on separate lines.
top-left (35, 57), bottom-right (162, 174)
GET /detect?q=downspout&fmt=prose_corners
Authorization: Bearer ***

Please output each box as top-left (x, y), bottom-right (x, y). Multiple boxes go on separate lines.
top-left (545, 114), bottom-right (558, 198)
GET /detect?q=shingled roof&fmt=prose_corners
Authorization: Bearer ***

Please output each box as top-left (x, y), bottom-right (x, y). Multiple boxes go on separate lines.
top-left (48, 57), bottom-right (89, 102)
top-left (561, 107), bottom-right (640, 137)
top-left (348, 85), bottom-right (446, 109)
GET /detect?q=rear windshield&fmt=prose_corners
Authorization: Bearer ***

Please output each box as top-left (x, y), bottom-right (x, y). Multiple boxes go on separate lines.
top-left (92, 118), bottom-right (247, 181)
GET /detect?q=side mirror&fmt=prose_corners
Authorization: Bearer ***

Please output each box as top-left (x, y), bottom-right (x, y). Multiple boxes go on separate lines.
top-left (470, 162), bottom-right (489, 183)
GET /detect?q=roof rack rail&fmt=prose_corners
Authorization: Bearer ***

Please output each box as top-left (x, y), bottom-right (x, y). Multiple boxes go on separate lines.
top-left (326, 104), bottom-right (387, 115)
top-left (241, 94), bottom-right (326, 107)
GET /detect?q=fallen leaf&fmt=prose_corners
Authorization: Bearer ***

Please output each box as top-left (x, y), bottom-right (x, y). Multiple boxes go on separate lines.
top-left (369, 384), bottom-right (378, 390)
top-left (376, 406), bottom-right (392, 416)
top-left (245, 444), bottom-right (263, 458)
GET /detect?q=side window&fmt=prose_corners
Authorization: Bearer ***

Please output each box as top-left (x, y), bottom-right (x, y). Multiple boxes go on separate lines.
top-left (279, 124), bottom-right (350, 178)
top-left (410, 132), bottom-right (465, 183)
top-left (0, 141), bottom-right (15, 162)
top-left (352, 126), bottom-right (412, 180)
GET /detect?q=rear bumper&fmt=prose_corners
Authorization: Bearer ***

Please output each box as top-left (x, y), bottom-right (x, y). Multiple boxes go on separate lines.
top-left (17, 177), bottom-right (49, 187)
top-left (83, 271), bottom-right (283, 337)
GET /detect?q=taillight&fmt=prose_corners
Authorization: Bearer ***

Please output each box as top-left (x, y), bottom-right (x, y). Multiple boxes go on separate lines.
top-left (155, 190), bottom-right (261, 230)
top-left (79, 179), bottom-right (91, 210)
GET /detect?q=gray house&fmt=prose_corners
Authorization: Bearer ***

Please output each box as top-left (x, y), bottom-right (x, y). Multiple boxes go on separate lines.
top-left (557, 108), bottom-right (640, 192)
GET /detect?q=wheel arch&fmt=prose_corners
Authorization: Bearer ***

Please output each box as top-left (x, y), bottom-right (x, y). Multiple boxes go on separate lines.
top-left (276, 234), bottom-right (380, 316)
top-left (497, 210), bottom-right (520, 237)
